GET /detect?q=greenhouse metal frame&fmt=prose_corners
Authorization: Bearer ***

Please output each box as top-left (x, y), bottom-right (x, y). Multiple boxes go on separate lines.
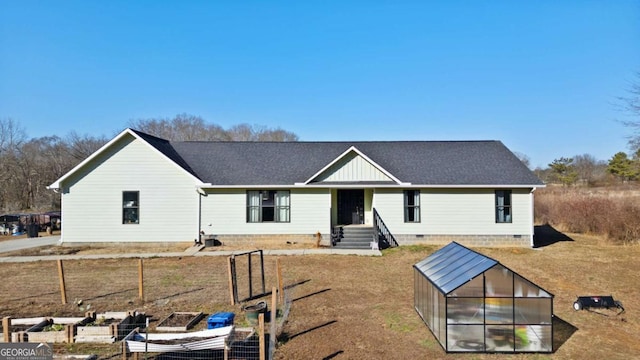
top-left (414, 242), bottom-right (554, 353)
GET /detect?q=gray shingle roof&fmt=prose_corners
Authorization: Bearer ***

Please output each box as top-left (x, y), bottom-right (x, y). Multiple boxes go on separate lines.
top-left (172, 142), bottom-right (542, 186)
top-left (132, 129), bottom-right (543, 186)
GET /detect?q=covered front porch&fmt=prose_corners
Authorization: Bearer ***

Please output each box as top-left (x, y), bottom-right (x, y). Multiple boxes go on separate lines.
top-left (329, 188), bottom-right (397, 250)
top-left (331, 188), bottom-right (372, 227)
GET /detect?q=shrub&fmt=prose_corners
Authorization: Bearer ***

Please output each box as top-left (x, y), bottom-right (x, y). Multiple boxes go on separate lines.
top-left (535, 186), bottom-right (640, 244)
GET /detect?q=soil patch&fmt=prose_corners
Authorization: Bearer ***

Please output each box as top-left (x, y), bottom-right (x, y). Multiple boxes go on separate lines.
top-left (156, 312), bottom-right (203, 330)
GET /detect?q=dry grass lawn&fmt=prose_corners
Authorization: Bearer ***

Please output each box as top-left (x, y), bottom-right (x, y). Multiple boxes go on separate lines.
top-left (0, 230), bottom-right (638, 360)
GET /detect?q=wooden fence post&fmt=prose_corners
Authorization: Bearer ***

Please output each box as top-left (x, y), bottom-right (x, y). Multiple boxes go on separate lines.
top-left (276, 258), bottom-right (283, 303)
top-left (121, 340), bottom-right (127, 360)
top-left (258, 313), bottom-right (265, 360)
top-left (3, 317), bottom-right (10, 342)
top-left (138, 259), bottom-right (144, 301)
top-left (227, 256), bottom-right (235, 305)
top-left (269, 286), bottom-right (278, 359)
top-left (271, 286), bottom-right (277, 326)
top-left (223, 337), bottom-right (229, 360)
top-left (57, 259), bottom-right (67, 304)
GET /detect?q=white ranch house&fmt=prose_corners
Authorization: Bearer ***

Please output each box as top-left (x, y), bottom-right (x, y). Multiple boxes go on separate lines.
top-left (49, 129), bottom-right (544, 248)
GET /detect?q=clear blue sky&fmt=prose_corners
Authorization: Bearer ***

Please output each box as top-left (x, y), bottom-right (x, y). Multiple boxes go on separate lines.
top-left (1, 1), bottom-right (639, 169)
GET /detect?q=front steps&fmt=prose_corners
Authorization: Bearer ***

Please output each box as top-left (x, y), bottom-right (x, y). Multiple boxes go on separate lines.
top-left (333, 225), bottom-right (374, 250)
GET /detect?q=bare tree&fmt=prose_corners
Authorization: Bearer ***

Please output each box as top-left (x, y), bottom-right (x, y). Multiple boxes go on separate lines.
top-left (257, 127), bottom-right (299, 142)
top-left (128, 113), bottom-right (230, 141)
top-left (0, 121), bottom-right (107, 212)
top-left (618, 72), bottom-right (640, 151)
top-left (0, 119), bottom-right (27, 210)
top-left (573, 153), bottom-right (599, 184)
top-left (0, 118), bottom-right (26, 152)
top-left (5, 137), bottom-right (71, 210)
top-left (226, 123), bottom-right (254, 141)
top-left (65, 131), bottom-right (109, 162)
top-left (226, 123), bottom-right (298, 141)
top-left (513, 152), bottom-right (531, 169)
top-left (533, 166), bottom-right (552, 183)
top-left (129, 114), bottom-right (299, 142)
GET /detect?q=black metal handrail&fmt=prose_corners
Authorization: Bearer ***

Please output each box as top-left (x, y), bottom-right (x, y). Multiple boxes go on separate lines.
top-left (373, 208), bottom-right (398, 249)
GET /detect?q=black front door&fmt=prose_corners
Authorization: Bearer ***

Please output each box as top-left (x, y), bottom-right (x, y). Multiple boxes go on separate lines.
top-left (337, 189), bottom-right (364, 225)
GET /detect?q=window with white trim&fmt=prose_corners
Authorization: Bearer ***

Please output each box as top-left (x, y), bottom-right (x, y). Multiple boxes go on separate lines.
top-left (123, 191), bottom-right (139, 224)
top-left (404, 190), bottom-right (420, 223)
top-left (247, 190), bottom-right (290, 222)
top-left (495, 190), bottom-right (512, 223)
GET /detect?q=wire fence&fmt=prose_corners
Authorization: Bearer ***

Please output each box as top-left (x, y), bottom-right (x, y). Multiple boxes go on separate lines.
top-left (0, 254), bottom-right (296, 360)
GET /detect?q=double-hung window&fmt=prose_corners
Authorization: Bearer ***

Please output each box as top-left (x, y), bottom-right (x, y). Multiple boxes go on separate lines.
top-left (495, 190), bottom-right (512, 223)
top-left (404, 190), bottom-right (420, 223)
top-left (247, 190), bottom-right (290, 223)
top-left (123, 191), bottom-right (139, 224)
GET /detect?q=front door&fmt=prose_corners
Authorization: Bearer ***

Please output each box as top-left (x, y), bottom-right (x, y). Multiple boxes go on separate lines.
top-left (337, 189), bottom-right (364, 225)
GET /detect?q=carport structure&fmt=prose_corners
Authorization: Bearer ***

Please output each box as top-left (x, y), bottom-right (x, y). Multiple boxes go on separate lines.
top-left (414, 242), bottom-right (553, 353)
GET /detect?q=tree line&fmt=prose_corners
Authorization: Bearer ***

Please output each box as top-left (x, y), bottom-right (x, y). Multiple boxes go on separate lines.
top-left (3, 72), bottom-right (640, 213)
top-left (538, 151), bottom-right (640, 186)
top-left (0, 114), bottom-right (298, 213)
top-left (539, 72), bottom-right (640, 186)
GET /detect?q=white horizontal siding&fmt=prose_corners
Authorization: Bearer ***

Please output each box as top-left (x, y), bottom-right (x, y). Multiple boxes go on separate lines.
top-left (373, 188), bottom-right (533, 236)
top-left (316, 152), bottom-right (392, 182)
top-left (201, 188), bottom-right (331, 235)
top-left (61, 134), bottom-right (200, 243)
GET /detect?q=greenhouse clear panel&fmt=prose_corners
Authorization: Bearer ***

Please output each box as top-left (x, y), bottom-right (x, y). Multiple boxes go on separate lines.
top-left (514, 298), bottom-right (552, 324)
top-left (447, 325), bottom-right (485, 352)
top-left (447, 297), bottom-right (484, 324)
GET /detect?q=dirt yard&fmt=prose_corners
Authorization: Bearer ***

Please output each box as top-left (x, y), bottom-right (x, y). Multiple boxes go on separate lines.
top-left (272, 232), bottom-right (640, 360)
top-left (0, 230), bottom-right (639, 359)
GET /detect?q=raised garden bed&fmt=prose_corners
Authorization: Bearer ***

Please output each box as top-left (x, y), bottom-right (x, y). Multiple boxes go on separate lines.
top-left (75, 311), bottom-right (147, 343)
top-left (22, 316), bottom-right (93, 343)
top-left (155, 312), bottom-right (204, 332)
top-left (7, 317), bottom-right (51, 342)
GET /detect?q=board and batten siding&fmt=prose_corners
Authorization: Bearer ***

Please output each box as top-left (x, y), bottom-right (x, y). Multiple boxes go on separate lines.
top-left (200, 188), bottom-right (331, 235)
top-left (315, 152), bottom-right (393, 182)
top-left (60, 134), bottom-right (201, 243)
top-left (373, 188), bottom-right (533, 236)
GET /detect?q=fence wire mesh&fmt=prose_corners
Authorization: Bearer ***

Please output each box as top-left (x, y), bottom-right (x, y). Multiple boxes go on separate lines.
top-left (0, 254), bottom-right (296, 360)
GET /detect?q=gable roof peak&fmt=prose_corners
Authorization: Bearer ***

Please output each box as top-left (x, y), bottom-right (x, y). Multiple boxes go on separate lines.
top-left (127, 128), bottom-right (171, 142)
top-left (302, 145), bottom-right (406, 185)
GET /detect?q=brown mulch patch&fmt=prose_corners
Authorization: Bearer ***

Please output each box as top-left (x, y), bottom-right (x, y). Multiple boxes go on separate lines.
top-left (162, 313), bottom-right (194, 327)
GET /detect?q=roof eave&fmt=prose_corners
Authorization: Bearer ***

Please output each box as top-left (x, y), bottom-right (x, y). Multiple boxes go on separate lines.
top-left (197, 183), bottom-right (544, 189)
top-left (415, 184), bottom-right (545, 188)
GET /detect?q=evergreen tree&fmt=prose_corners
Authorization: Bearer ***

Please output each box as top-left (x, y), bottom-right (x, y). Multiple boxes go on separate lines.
top-left (607, 152), bottom-right (639, 182)
top-left (548, 157), bottom-right (579, 186)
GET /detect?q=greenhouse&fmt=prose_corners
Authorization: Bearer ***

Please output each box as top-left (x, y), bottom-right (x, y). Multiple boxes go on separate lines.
top-left (414, 242), bottom-right (553, 353)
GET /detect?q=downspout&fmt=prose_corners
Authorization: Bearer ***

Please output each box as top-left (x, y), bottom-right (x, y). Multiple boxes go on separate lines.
top-left (198, 192), bottom-right (202, 243)
top-left (530, 187), bottom-right (536, 247)
top-left (196, 187), bottom-right (207, 244)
